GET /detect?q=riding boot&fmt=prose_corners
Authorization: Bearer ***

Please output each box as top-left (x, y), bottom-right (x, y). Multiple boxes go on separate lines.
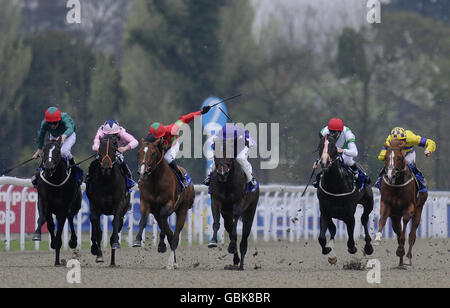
top-left (68, 158), bottom-right (83, 186)
top-left (120, 161), bottom-right (135, 191)
top-left (247, 177), bottom-right (258, 192)
top-left (409, 164), bottom-right (428, 193)
top-left (169, 161), bottom-right (188, 189)
top-left (203, 172), bottom-right (212, 186)
top-left (313, 170), bottom-right (323, 188)
top-left (374, 168), bottom-right (385, 190)
top-left (31, 161), bottom-right (43, 188)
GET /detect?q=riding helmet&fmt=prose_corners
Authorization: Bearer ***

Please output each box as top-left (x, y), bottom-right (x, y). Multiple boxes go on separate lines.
top-left (328, 118), bottom-right (344, 132)
top-left (390, 127), bottom-right (407, 140)
top-left (45, 107), bottom-right (62, 123)
top-left (149, 122), bottom-right (165, 138)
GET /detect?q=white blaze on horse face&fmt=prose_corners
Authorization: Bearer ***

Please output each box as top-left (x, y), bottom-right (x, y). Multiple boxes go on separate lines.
top-left (387, 151), bottom-right (394, 179)
top-left (321, 139), bottom-right (329, 165)
top-left (140, 146), bottom-right (148, 175)
top-left (49, 146), bottom-right (55, 162)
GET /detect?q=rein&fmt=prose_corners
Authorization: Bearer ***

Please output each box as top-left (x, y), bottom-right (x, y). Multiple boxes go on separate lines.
top-left (101, 139), bottom-right (114, 166)
top-left (40, 167), bottom-right (72, 187)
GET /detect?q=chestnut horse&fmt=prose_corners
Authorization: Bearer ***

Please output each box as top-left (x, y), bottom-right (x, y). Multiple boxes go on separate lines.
top-left (374, 139), bottom-right (428, 266)
top-left (134, 138), bottom-right (195, 270)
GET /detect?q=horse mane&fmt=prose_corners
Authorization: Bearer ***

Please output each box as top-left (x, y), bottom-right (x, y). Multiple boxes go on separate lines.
top-left (388, 139), bottom-right (406, 148)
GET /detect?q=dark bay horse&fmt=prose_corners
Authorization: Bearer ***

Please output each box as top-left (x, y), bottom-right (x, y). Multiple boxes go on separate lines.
top-left (86, 134), bottom-right (131, 266)
top-left (209, 144), bottom-right (259, 270)
top-left (316, 135), bottom-right (374, 264)
top-left (374, 139), bottom-right (428, 266)
top-left (134, 138), bottom-right (195, 270)
top-left (32, 138), bottom-right (81, 266)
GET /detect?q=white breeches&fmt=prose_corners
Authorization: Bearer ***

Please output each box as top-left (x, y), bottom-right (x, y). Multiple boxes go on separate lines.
top-left (405, 150), bottom-right (416, 165)
top-left (164, 142), bottom-right (180, 164)
top-left (50, 132), bottom-right (76, 160)
top-left (210, 147), bottom-right (253, 182)
top-left (342, 153), bottom-right (355, 167)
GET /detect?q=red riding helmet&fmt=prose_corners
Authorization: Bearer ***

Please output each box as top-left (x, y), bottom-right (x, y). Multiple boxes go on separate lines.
top-left (45, 107), bottom-right (62, 123)
top-left (328, 118), bottom-right (344, 132)
top-left (149, 122), bottom-right (166, 138)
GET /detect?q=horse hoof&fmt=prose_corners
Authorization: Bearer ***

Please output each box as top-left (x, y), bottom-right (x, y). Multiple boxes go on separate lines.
top-left (328, 257), bottom-right (338, 265)
top-left (69, 240), bottom-right (77, 249)
top-left (110, 264), bottom-right (118, 268)
top-left (364, 245), bottom-right (374, 256)
top-left (32, 233), bottom-right (41, 241)
top-left (208, 241), bottom-right (218, 248)
top-left (348, 247), bottom-right (357, 254)
top-left (96, 256), bottom-right (104, 263)
top-left (111, 243), bottom-right (121, 250)
top-left (228, 243), bottom-right (237, 254)
top-left (132, 241), bottom-right (142, 248)
top-left (373, 240), bottom-right (381, 246)
top-left (158, 244), bottom-right (167, 253)
top-left (224, 264), bottom-right (239, 270)
top-left (167, 264), bottom-right (175, 270)
top-left (322, 247), bottom-right (332, 255)
top-left (396, 249), bottom-right (405, 257)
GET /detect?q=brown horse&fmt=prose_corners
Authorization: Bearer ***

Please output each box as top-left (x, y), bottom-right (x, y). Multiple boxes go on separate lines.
top-left (134, 138), bottom-right (195, 269)
top-left (374, 139), bottom-right (428, 266)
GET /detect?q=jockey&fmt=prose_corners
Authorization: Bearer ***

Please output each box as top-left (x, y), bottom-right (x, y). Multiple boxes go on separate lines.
top-left (91, 119), bottom-right (138, 191)
top-left (375, 127), bottom-right (436, 193)
top-left (148, 105), bottom-right (212, 189)
top-left (32, 107), bottom-right (82, 186)
top-left (203, 123), bottom-right (258, 192)
top-left (313, 118), bottom-right (370, 188)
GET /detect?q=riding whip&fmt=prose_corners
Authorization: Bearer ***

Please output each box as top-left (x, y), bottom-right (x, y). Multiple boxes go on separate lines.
top-left (301, 160), bottom-right (319, 197)
top-left (1, 158), bottom-right (36, 176)
top-left (210, 94), bottom-right (242, 108)
top-left (73, 154), bottom-right (96, 166)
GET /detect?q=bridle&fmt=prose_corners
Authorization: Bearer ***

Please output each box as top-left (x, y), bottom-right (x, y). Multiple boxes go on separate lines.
top-left (318, 135), bottom-right (355, 197)
top-left (138, 143), bottom-right (165, 177)
top-left (383, 146), bottom-right (414, 187)
top-left (40, 142), bottom-right (71, 187)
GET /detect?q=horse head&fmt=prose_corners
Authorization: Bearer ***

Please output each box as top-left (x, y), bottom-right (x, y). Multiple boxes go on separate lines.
top-left (214, 157), bottom-right (235, 183)
top-left (137, 138), bottom-right (164, 181)
top-left (42, 138), bottom-right (63, 178)
top-left (318, 134), bottom-right (339, 171)
top-left (384, 139), bottom-right (407, 184)
top-left (98, 134), bottom-right (119, 175)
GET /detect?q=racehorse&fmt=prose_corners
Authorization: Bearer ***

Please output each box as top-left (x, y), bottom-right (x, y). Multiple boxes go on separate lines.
top-left (374, 139), bottom-right (428, 266)
top-left (86, 134), bottom-right (131, 266)
top-left (316, 135), bottom-right (374, 264)
top-left (209, 140), bottom-right (259, 270)
top-left (134, 138), bottom-right (195, 270)
top-left (32, 138), bottom-right (81, 266)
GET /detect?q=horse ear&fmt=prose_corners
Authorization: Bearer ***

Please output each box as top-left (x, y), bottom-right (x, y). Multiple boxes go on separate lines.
top-left (383, 142), bottom-right (390, 149)
top-left (398, 140), bottom-right (406, 148)
top-left (154, 138), bottom-right (161, 146)
top-left (141, 138), bottom-right (146, 144)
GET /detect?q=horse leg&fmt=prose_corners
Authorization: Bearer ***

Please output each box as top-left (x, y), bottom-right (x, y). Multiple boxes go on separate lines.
top-left (326, 218), bottom-right (338, 265)
top-left (53, 216), bottom-right (66, 267)
top-left (110, 214), bottom-right (121, 267)
top-left (134, 206), bottom-right (150, 247)
top-left (391, 216), bottom-right (404, 267)
top-left (406, 203), bottom-right (424, 266)
top-left (208, 199), bottom-right (222, 248)
top-left (375, 200), bottom-right (390, 245)
top-left (154, 212), bottom-right (171, 253)
top-left (222, 209), bottom-right (239, 269)
top-left (318, 215), bottom-right (331, 255)
top-left (397, 204), bottom-right (414, 267)
top-left (238, 201), bottom-right (257, 270)
top-left (90, 210), bottom-right (103, 263)
top-left (32, 198), bottom-right (46, 241)
top-left (167, 206), bottom-right (189, 270)
top-left (345, 215), bottom-right (357, 254)
top-left (46, 213), bottom-right (56, 249)
top-left (361, 191), bottom-right (374, 255)
top-left (68, 216), bottom-right (78, 249)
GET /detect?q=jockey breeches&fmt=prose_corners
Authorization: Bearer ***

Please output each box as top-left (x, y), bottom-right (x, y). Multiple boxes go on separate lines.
top-left (50, 132), bottom-right (76, 160)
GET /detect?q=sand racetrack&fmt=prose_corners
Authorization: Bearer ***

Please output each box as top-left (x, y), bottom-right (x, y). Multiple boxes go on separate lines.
top-left (0, 238), bottom-right (448, 288)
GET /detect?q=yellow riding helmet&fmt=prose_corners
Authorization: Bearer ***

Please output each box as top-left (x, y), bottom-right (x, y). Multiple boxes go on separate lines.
top-left (390, 127), bottom-right (407, 140)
